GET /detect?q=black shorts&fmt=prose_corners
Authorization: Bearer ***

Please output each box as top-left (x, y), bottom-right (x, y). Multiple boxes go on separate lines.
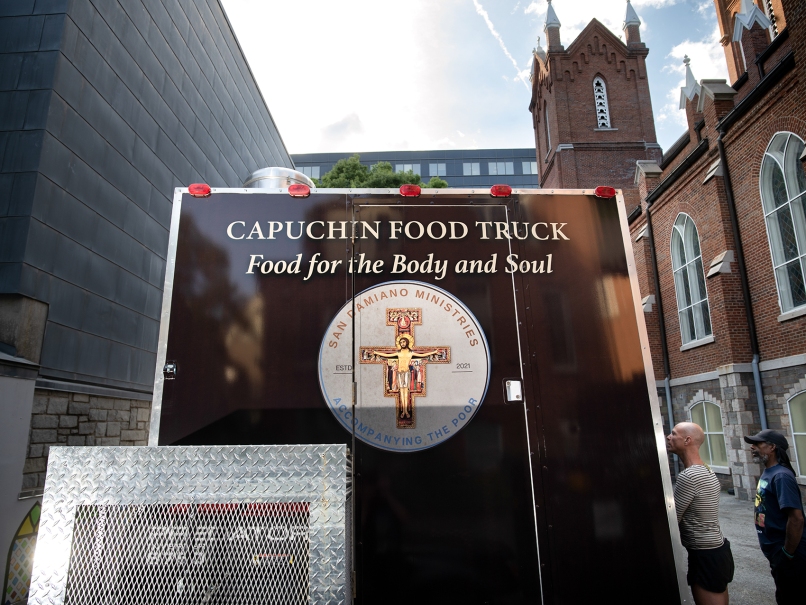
top-left (687, 539), bottom-right (734, 593)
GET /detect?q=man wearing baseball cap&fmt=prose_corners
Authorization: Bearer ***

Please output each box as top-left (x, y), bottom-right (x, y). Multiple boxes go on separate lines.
top-left (745, 429), bottom-right (806, 604)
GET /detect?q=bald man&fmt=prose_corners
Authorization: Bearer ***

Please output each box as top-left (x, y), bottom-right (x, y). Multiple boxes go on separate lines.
top-left (667, 422), bottom-right (734, 605)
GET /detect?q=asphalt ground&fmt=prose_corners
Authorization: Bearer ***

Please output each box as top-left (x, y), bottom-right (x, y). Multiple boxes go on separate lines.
top-left (713, 492), bottom-right (776, 605)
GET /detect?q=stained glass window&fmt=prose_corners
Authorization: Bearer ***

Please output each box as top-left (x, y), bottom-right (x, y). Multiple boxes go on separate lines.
top-left (760, 133), bottom-right (806, 313)
top-left (4, 502), bottom-right (41, 605)
top-left (671, 214), bottom-right (712, 344)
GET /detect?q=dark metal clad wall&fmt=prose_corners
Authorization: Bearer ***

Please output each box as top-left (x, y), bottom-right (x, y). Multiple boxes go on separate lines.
top-left (160, 191), bottom-right (680, 604)
top-left (0, 0), bottom-right (290, 391)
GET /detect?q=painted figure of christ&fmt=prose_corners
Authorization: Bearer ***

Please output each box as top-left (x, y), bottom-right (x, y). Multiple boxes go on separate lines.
top-left (372, 335), bottom-right (440, 419)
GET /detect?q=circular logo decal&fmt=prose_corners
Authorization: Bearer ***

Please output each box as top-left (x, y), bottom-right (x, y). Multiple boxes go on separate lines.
top-left (319, 281), bottom-right (490, 452)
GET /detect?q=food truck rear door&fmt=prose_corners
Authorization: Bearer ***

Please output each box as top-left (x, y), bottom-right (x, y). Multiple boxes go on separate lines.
top-left (341, 193), bottom-right (543, 604)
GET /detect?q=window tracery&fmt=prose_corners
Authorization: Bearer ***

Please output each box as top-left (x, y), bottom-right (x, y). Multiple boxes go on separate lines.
top-left (593, 77), bottom-right (611, 129)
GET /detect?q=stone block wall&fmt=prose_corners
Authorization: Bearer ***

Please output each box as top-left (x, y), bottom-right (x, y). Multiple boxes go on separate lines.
top-left (719, 370), bottom-right (764, 501)
top-left (23, 389), bottom-right (150, 490)
top-left (658, 365), bottom-right (806, 503)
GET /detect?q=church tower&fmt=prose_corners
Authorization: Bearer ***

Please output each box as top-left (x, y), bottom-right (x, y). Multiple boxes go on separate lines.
top-left (529, 0), bottom-right (662, 210)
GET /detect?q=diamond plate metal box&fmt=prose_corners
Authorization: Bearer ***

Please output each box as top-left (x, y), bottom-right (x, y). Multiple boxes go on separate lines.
top-left (29, 445), bottom-right (348, 605)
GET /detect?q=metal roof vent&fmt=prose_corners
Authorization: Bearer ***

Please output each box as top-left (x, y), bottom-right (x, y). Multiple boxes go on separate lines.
top-left (244, 167), bottom-right (315, 189)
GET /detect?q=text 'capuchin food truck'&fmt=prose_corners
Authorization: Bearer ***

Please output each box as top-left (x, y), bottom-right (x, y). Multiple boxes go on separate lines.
top-left (144, 170), bottom-right (688, 604)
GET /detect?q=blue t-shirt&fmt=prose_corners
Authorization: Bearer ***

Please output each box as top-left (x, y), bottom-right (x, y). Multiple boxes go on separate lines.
top-left (754, 463), bottom-right (806, 559)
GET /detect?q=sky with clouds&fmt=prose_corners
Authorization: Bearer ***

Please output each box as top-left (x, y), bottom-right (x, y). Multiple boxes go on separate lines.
top-left (220, 0), bottom-right (730, 155)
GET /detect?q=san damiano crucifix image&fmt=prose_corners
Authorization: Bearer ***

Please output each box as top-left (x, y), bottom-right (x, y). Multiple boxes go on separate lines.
top-left (359, 308), bottom-right (450, 429)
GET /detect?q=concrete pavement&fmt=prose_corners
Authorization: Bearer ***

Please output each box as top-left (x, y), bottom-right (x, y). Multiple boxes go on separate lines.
top-left (718, 492), bottom-right (775, 605)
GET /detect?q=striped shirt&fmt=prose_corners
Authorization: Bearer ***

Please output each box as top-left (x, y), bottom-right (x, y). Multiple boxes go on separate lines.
top-left (674, 464), bottom-right (724, 550)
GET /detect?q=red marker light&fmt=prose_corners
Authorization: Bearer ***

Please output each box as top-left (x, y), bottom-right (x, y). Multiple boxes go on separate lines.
top-left (288, 184), bottom-right (311, 198)
top-left (399, 184), bottom-right (421, 197)
top-left (594, 186), bottom-right (616, 198)
top-left (490, 184), bottom-right (512, 197)
top-left (188, 183), bottom-right (211, 197)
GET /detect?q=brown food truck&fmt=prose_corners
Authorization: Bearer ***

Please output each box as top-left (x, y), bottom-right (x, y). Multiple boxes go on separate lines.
top-left (149, 176), bottom-right (688, 604)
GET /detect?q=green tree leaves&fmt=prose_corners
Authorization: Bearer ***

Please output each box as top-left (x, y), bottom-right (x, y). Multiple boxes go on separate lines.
top-left (314, 155), bottom-right (448, 188)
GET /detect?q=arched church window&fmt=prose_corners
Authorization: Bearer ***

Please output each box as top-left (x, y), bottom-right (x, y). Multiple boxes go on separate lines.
top-left (690, 401), bottom-right (728, 467)
top-left (593, 77), bottom-right (611, 128)
top-left (760, 132), bottom-right (806, 313)
top-left (671, 214), bottom-right (712, 345)
top-left (544, 104), bottom-right (551, 153)
top-left (789, 391), bottom-right (806, 476)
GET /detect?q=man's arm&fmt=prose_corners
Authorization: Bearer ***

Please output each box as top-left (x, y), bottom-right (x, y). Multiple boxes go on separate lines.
top-left (783, 508), bottom-right (804, 556)
top-left (673, 473), bottom-right (695, 523)
top-left (773, 471), bottom-right (805, 556)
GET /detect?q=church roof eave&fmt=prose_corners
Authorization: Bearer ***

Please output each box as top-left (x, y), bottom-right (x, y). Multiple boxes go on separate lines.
top-left (732, 0), bottom-right (772, 42)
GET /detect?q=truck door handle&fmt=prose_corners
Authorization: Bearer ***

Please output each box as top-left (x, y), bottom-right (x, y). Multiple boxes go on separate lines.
top-left (504, 379), bottom-right (522, 402)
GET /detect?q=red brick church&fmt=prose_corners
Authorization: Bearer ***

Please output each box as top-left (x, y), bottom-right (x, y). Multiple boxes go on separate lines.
top-left (530, 0), bottom-right (806, 501)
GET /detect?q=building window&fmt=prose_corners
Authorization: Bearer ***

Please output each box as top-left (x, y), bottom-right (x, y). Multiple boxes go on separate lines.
top-left (789, 392), bottom-right (806, 476)
top-left (488, 162), bottom-right (514, 176)
top-left (395, 164), bottom-right (421, 175)
top-left (463, 162), bottom-right (480, 176)
top-left (429, 163), bottom-right (446, 177)
top-left (522, 161), bottom-right (538, 175)
top-left (760, 132), bottom-right (806, 313)
top-left (544, 105), bottom-right (551, 152)
top-left (671, 213), bottom-right (712, 344)
top-left (593, 77), bottom-right (611, 128)
top-left (300, 166), bottom-right (320, 179)
top-left (690, 401), bottom-right (728, 467)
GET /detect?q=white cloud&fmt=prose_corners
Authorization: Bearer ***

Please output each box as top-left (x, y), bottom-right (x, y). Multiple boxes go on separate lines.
top-left (655, 25), bottom-right (728, 130)
top-left (320, 113), bottom-right (364, 147)
top-left (632, 0), bottom-right (678, 7)
top-left (472, 0), bottom-right (530, 89)
top-left (524, 2), bottom-right (543, 16)
top-left (219, 0), bottom-right (727, 155)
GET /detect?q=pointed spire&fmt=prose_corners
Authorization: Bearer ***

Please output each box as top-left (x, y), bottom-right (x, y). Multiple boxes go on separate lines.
top-left (679, 55), bottom-right (702, 109)
top-left (534, 35), bottom-right (546, 62)
top-left (733, 0), bottom-right (771, 42)
top-left (544, 0), bottom-right (561, 30)
top-left (544, 0), bottom-right (563, 51)
top-left (624, 0), bottom-right (641, 27)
